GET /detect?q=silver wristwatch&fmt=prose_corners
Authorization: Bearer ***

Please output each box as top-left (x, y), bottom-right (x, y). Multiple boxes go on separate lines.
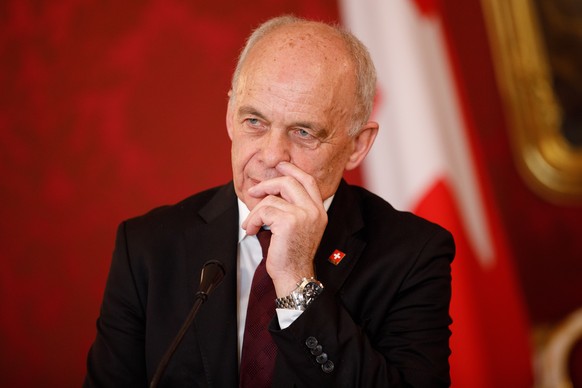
top-left (275, 277), bottom-right (324, 310)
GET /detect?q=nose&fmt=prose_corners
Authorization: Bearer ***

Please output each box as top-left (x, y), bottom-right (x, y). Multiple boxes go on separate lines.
top-left (260, 128), bottom-right (291, 168)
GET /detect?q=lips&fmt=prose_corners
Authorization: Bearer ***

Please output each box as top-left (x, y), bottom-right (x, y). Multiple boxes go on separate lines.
top-left (249, 177), bottom-right (261, 186)
top-left (248, 173), bottom-right (277, 186)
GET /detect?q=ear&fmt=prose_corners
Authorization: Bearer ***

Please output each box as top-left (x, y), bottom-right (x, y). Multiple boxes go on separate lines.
top-left (226, 91), bottom-right (234, 140)
top-left (345, 121), bottom-right (379, 171)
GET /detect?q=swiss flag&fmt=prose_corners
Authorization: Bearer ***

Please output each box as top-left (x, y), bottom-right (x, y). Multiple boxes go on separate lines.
top-left (340, 0), bottom-right (533, 386)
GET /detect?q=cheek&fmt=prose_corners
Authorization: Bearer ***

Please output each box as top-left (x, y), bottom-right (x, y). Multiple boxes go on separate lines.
top-left (323, 146), bottom-right (350, 172)
top-left (299, 149), bottom-right (350, 189)
top-left (230, 132), bottom-right (245, 174)
top-left (231, 132), bottom-right (258, 172)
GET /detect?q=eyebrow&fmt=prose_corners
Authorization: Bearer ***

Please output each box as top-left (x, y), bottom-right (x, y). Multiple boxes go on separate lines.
top-left (237, 105), bottom-right (267, 120)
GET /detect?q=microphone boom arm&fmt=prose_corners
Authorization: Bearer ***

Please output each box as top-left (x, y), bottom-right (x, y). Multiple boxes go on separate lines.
top-left (149, 260), bottom-right (226, 388)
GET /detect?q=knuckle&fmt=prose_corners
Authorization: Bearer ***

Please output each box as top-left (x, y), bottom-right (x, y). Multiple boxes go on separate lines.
top-left (304, 174), bottom-right (317, 187)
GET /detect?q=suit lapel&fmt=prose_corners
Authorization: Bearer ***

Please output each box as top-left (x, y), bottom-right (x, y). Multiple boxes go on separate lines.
top-left (315, 181), bottom-right (366, 295)
top-left (183, 183), bottom-right (240, 387)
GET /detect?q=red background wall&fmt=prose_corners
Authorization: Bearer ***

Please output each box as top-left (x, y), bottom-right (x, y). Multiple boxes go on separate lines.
top-left (1, 0), bottom-right (581, 386)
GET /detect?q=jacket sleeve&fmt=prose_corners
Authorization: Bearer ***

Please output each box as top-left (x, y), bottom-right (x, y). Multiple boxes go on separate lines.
top-left (84, 222), bottom-right (148, 388)
top-left (270, 227), bottom-right (454, 388)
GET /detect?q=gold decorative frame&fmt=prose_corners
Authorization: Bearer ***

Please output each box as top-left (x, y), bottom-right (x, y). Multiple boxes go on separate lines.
top-left (481, 0), bottom-right (582, 204)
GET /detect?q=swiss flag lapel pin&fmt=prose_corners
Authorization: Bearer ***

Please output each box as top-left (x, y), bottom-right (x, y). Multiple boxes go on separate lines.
top-left (328, 249), bottom-right (346, 266)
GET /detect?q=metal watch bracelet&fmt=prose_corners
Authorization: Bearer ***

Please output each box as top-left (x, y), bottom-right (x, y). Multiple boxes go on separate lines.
top-left (275, 277), bottom-right (324, 310)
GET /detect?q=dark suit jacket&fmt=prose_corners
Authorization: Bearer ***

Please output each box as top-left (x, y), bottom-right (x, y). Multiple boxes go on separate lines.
top-left (84, 180), bottom-right (454, 387)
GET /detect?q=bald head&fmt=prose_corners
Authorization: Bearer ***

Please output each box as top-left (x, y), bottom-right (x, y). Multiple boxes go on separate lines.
top-left (230, 16), bottom-right (376, 135)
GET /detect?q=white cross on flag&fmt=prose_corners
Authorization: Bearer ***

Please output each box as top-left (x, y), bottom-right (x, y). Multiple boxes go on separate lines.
top-left (329, 249), bottom-right (346, 265)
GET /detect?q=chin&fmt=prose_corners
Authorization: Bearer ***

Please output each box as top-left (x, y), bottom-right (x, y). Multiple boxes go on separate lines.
top-left (241, 197), bottom-right (259, 211)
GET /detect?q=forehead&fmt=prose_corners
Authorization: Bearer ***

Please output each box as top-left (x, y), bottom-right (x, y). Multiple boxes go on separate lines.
top-left (245, 24), bottom-right (352, 78)
top-left (234, 24), bottom-right (356, 120)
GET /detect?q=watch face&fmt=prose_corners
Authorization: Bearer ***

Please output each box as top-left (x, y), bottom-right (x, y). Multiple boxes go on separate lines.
top-left (304, 282), bottom-right (322, 298)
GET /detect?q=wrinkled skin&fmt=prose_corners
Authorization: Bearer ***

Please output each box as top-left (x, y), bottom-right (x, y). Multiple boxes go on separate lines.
top-left (226, 22), bottom-right (378, 296)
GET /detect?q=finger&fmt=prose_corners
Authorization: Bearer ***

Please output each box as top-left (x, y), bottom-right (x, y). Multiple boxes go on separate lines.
top-left (275, 161), bottom-right (323, 204)
top-left (248, 176), bottom-right (308, 204)
top-left (242, 195), bottom-right (296, 233)
top-left (249, 175), bottom-right (322, 211)
top-left (241, 212), bottom-right (264, 236)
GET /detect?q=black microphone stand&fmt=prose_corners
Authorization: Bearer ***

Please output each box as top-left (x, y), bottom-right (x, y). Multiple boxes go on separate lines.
top-left (149, 260), bottom-right (225, 388)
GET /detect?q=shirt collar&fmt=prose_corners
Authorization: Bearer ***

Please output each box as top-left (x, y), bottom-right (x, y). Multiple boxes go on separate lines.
top-left (237, 195), bottom-right (335, 243)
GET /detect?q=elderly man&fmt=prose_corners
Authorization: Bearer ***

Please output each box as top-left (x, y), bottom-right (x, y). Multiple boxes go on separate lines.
top-left (85, 15), bottom-right (454, 387)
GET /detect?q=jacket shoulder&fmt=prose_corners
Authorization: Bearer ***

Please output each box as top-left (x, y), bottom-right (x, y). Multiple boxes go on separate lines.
top-left (346, 183), bottom-right (453, 243)
top-left (123, 183), bottom-right (234, 236)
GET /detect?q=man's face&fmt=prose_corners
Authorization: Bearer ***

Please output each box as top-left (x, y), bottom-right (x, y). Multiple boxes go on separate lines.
top-left (226, 26), bottom-right (361, 210)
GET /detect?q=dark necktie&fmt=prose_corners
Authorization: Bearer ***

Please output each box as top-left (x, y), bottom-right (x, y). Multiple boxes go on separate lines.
top-left (239, 228), bottom-right (277, 387)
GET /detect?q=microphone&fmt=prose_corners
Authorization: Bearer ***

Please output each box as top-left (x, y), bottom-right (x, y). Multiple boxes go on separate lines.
top-left (149, 260), bottom-right (226, 388)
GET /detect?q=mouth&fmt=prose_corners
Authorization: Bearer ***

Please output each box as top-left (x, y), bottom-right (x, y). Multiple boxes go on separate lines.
top-left (247, 169), bottom-right (281, 187)
top-left (249, 177), bottom-right (261, 186)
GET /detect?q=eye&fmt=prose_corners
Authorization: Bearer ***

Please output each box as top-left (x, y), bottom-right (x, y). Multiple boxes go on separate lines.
top-left (291, 128), bottom-right (320, 149)
top-left (246, 118), bottom-right (260, 126)
top-left (293, 128), bottom-right (315, 139)
top-left (297, 129), bottom-right (311, 138)
top-left (243, 117), bottom-right (266, 132)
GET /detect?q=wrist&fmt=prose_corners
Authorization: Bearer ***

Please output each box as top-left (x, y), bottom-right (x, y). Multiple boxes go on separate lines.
top-left (272, 270), bottom-right (315, 297)
top-left (275, 277), bottom-right (324, 310)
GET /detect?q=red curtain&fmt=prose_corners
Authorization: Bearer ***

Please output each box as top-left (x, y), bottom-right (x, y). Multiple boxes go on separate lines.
top-left (0, 1), bottom-right (338, 385)
top-left (2, 0), bottom-right (582, 386)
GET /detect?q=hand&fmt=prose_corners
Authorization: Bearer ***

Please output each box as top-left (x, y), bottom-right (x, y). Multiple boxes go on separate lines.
top-left (242, 162), bottom-right (328, 296)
